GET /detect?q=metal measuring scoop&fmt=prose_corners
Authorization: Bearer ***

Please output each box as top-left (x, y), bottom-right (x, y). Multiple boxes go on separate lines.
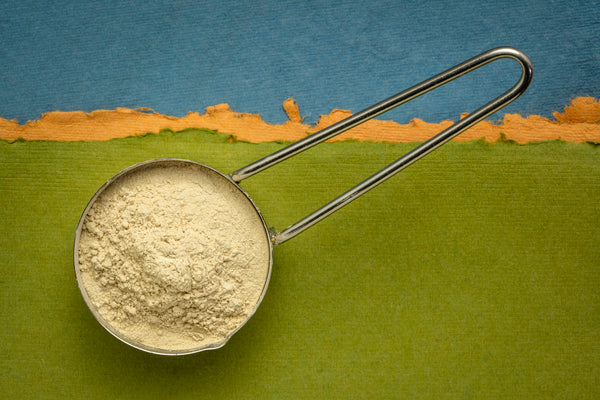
top-left (74, 47), bottom-right (532, 355)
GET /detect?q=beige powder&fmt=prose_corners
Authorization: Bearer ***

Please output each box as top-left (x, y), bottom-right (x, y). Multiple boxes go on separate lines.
top-left (76, 161), bottom-right (271, 352)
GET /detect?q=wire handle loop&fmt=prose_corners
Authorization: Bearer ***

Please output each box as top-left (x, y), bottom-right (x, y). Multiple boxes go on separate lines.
top-left (231, 47), bottom-right (533, 245)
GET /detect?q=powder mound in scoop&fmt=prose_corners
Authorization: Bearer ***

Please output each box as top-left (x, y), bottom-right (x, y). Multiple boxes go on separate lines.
top-left (77, 161), bottom-right (271, 352)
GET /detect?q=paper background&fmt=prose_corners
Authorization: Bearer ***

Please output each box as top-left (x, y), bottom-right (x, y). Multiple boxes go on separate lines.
top-left (1, 0), bottom-right (599, 124)
top-left (1, 131), bottom-right (599, 399)
top-left (1, 1), bottom-right (599, 398)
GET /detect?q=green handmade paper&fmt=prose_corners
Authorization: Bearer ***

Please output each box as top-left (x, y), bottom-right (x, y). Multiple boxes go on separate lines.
top-left (1, 129), bottom-right (598, 399)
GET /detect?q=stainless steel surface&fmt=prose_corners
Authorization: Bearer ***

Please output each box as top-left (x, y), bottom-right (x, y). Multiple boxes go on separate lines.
top-left (230, 47), bottom-right (533, 245)
top-left (76, 47), bottom-right (532, 355)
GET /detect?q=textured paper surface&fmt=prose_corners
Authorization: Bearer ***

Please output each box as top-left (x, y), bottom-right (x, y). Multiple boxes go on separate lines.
top-left (1, 97), bottom-right (599, 143)
top-left (1, 130), bottom-right (598, 399)
top-left (1, 1), bottom-right (599, 127)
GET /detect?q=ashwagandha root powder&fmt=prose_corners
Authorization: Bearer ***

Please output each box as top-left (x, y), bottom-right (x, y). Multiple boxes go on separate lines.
top-left (76, 161), bottom-right (271, 352)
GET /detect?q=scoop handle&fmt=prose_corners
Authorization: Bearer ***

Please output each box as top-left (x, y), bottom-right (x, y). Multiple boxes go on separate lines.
top-left (231, 47), bottom-right (533, 245)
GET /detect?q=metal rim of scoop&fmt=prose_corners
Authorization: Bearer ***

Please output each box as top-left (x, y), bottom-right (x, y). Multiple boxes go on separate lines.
top-left (73, 159), bottom-right (273, 355)
top-left (74, 47), bottom-right (533, 355)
